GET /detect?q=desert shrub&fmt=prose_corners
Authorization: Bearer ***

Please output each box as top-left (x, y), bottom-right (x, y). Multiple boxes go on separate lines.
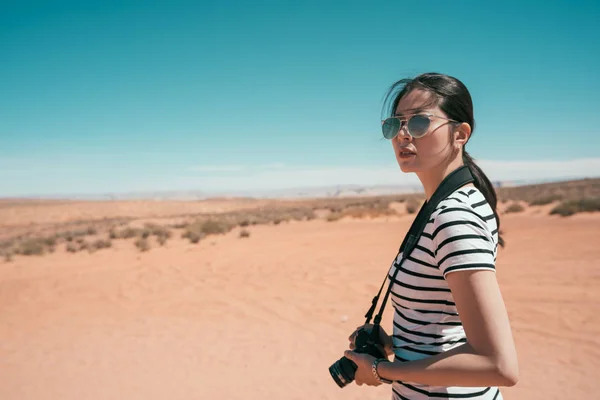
top-left (4, 252), bottom-right (13, 262)
top-left (157, 235), bottom-right (168, 246)
top-left (44, 236), bottom-right (57, 247)
top-left (182, 230), bottom-right (205, 244)
top-left (116, 227), bottom-right (140, 239)
top-left (405, 198), bottom-right (421, 214)
top-left (529, 194), bottom-right (562, 206)
top-left (505, 203), bottom-right (525, 213)
top-left (87, 226), bottom-right (97, 235)
top-left (199, 219), bottom-right (233, 235)
top-left (239, 220), bottom-right (250, 227)
top-left (79, 241), bottom-right (90, 252)
top-left (550, 198), bottom-right (600, 217)
top-left (135, 238), bottom-right (150, 252)
top-left (327, 212), bottom-right (343, 222)
top-left (140, 229), bottom-right (151, 239)
top-left (239, 229), bottom-right (250, 238)
top-left (93, 239), bottom-right (112, 250)
top-left (66, 243), bottom-right (78, 253)
top-left (19, 239), bottom-right (45, 256)
top-left (346, 205), bottom-right (396, 219)
top-left (108, 229), bottom-right (118, 239)
top-left (145, 224), bottom-right (172, 239)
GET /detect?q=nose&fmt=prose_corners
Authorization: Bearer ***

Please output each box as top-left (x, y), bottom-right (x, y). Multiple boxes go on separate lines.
top-left (395, 123), bottom-right (412, 142)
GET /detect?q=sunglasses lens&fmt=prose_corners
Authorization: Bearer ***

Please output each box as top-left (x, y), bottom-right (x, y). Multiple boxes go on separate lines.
top-left (382, 118), bottom-right (401, 139)
top-left (407, 115), bottom-right (430, 138)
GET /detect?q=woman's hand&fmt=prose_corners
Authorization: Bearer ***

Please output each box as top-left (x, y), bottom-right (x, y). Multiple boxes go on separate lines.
top-left (348, 324), bottom-right (394, 356)
top-left (343, 350), bottom-right (382, 386)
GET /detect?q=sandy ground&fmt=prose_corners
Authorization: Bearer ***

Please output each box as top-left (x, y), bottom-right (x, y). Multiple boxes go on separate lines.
top-left (1, 211), bottom-right (599, 399)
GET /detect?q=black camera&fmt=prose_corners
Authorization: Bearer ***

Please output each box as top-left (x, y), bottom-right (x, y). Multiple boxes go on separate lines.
top-left (328, 326), bottom-right (387, 388)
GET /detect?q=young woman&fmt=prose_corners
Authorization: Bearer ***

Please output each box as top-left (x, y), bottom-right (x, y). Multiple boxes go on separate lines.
top-left (345, 73), bottom-right (519, 399)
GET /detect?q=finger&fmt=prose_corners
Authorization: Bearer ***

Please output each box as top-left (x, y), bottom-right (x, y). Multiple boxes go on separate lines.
top-left (344, 350), bottom-right (354, 360)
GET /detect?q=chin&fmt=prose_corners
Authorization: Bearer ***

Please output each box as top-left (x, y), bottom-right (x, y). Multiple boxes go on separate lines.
top-left (398, 163), bottom-right (419, 173)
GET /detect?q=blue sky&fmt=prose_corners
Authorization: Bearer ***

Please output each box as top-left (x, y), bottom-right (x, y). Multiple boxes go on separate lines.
top-left (1, 0), bottom-right (599, 197)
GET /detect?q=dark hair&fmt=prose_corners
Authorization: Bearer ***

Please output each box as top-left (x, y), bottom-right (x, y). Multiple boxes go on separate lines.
top-left (383, 72), bottom-right (504, 247)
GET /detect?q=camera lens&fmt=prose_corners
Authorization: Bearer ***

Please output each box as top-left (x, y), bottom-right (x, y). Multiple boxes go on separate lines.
top-left (328, 356), bottom-right (357, 388)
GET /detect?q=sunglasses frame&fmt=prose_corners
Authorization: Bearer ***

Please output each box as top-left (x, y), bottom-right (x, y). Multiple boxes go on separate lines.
top-left (381, 113), bottom-right (459, 139)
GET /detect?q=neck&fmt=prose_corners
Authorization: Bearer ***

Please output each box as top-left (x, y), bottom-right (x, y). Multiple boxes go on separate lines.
top-left (416, 157), bottom-right (465, 201)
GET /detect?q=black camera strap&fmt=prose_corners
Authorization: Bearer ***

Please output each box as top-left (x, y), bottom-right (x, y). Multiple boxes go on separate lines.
top-left (364, 166), bottom-right (474, 331)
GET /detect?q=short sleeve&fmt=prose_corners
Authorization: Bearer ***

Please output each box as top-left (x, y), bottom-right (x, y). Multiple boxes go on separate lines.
top-left (432, 205), bottom-right (496, 278)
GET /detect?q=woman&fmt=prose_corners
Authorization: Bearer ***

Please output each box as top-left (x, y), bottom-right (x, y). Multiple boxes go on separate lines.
top-left (345, 73), bottom-right (519, 399)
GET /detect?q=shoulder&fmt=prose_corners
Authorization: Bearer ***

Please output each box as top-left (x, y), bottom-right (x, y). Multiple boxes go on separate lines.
top-left (430, 187), bottom-right (495, 243)
top-left (430, 187), bottom-right (498, 277)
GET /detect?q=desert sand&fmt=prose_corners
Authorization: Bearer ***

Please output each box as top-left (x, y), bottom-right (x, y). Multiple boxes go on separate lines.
top-left (1, 206), bottom-right (599, 399)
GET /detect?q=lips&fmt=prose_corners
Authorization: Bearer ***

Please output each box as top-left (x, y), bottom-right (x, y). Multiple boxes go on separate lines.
top-left (399, 148), bottom-right (417, 156)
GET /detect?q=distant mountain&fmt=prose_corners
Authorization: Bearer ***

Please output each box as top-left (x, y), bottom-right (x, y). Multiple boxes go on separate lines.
top-left (4, 176), bottom-right (595, 201)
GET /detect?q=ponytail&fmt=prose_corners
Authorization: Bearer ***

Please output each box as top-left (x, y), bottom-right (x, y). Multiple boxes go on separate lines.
top-left (462, 151), bottom-right (505, 247)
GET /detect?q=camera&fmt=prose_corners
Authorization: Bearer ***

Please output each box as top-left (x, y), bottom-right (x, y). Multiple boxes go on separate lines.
top-left (328, 326), bottom-right (387, 388)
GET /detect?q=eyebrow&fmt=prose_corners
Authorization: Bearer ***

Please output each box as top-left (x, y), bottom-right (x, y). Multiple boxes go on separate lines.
top-left (394, 108), bottom-right (424, 117)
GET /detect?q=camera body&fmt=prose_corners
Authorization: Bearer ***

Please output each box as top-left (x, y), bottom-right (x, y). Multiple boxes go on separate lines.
top-left (328, 326), bottom-right (388, 388)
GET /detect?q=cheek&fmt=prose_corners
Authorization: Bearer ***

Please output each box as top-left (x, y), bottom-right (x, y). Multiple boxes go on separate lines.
top-left (417, 133), bottom-right (449, 155)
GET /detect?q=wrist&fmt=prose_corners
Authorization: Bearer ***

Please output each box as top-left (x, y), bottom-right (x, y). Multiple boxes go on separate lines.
top-left (377, 359), bottom-right (401, 383)
top-left (372, 358), bottom-right (394, 384)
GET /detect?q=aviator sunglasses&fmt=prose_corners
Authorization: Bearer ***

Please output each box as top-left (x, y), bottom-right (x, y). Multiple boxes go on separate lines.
top-left (381, 113), bottom-right (459, 139)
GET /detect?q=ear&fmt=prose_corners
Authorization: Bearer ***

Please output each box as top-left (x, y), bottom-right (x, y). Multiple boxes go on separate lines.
top-left (453, 122), bottom-right (471, 148)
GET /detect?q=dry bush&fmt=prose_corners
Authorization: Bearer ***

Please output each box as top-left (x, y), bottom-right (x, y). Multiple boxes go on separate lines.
top-left (44, 236), bottom-right (57, 247)
top-left (62, 229), bottom-right (89, 242)
top-left (66, 243), bottom-right (78, 253)
top-left (550, 198), bottom-right (600, 217)
top-left (199, 219), bottom-right (233, 235)
top-left (79, 241), bottom-right (90, 252)
top-left (405, 198), bottom-right (421, 214)
top-left (505, 202), bottom-right (525, 213)
top-left (339, 205), bottom-right (397, 219)
top-left (182, 230), bottom-right (205, 244)
top-left (4, 252), bottom-right (13, 262)
top-left (181, 218), bottom-right (232, 244)
top-left (327, 213), bottom-right (343, 222)
top-left (92, 239), bottom-right (112, 250)
top-left (157, 235), bottom-right (168, 246)
top-left (19, 239), bottom-right (45, 256)
top-left (115, 227), bottom-right (141, 239)
top-left (529, 194), bottom-right (563, 206)
top-left (135, 238), bottom-right (150, 252)
top-left (145, 223), bottom-right (172, 239)
top-left (239, 229), bottom-right (250, 238)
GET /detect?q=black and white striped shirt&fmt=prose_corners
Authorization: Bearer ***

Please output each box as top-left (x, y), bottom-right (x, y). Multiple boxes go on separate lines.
top-left (389, 186), bottom-right (502, 400)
